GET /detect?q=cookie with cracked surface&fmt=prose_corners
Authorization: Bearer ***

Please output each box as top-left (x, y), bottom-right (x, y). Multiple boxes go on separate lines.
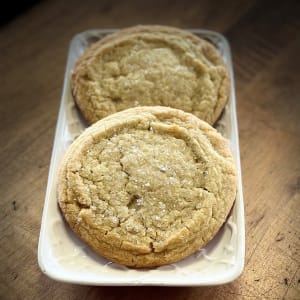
top-left (72, 25), bottom-right (230, 125)
top-left (57, 106), bottom-right (237, 267)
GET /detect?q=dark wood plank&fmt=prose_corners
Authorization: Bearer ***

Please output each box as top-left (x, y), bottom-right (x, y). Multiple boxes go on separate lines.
top-left (0, 0), bottom-right (299, 299)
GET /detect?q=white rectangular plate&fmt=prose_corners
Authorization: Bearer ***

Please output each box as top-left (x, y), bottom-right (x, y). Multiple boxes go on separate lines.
top-left (38, 29), bottom-right (245, 286)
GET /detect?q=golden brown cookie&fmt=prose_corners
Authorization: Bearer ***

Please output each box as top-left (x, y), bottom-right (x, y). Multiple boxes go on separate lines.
top-left (72, 25), bottom-right (230, 125)
top-left (57, 106), bottom-right (237, 267)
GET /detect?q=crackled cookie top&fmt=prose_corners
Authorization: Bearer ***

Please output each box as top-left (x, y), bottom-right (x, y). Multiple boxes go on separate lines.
top-left (58, 106), bottom-right (237, 267)
top-left (72, 25), bottom-right (229, 125)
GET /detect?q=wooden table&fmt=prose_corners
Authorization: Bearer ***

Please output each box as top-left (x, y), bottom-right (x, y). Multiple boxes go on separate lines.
top-left (1, 0), bottom-right (299, 299)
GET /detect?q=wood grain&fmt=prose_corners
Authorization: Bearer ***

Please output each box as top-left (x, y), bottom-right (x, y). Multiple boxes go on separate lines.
top-left (0, 0), bottom-right (299, 299)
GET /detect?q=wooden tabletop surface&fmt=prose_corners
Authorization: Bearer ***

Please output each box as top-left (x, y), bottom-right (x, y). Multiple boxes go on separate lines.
top-left (1, 0), bottom-right (299, 299)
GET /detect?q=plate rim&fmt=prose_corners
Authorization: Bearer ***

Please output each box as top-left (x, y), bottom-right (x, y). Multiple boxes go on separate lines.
top-left (38, 28), bottom-right (245, 286)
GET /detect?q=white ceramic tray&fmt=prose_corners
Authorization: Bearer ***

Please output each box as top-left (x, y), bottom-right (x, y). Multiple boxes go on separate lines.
top-left (38, 29), bottom-right (245, 286)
